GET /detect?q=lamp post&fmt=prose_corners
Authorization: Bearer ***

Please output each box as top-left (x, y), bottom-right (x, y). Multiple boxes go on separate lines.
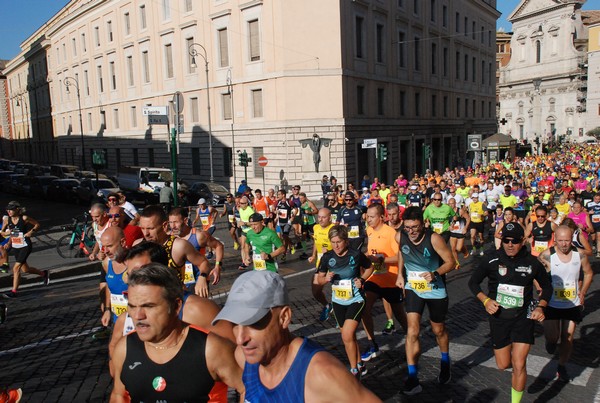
top-left (15, 94), bottom-right (31, 162)
top-left (189, 43), bottom-right (214, 182)
top-left (532, 78), bottom-right (542, 156)
top-left (226, 68), bottom-right (236, 189)
top-left (63, 76), bottom-right (86, 169)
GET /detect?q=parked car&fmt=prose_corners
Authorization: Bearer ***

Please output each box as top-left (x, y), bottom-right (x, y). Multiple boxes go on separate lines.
top-left (47, 178), bottom-right (81, 203)
top-left (76, 178), bottom-right (120, 205)
top-left (50, 164), bottom-right (79, 178)
top-left (186, 182), bottom-right (229, 206)
top-left (0, 171), bottom-right (14, 191)
top-left (30, 175), bottom-right (60, 198)
top-left (15, 175), bottom-right (35, 195)
top-left (75, 170), bottom-right (108, 180)
top-left (8, 161), bottom-right (20, 171)
top-left (0, 159), bottom-right (11, 171)
top-left (5, 174), bottom-right (25, 194)
top-left (27, 165), bottom-right (51, 177)
top-left (14, 163), bottom-right (35, 175)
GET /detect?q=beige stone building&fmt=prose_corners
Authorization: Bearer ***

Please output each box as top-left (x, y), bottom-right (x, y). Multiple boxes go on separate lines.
top-left (586, 20), bottom-right (600, 134)
top-left (3, 0), bottom-right (499, 195)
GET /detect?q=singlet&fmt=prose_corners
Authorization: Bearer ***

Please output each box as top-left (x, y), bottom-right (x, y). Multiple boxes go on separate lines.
top-left (197, 206), bottom-right (214, 231)
top-left (243, 338), bottom-right (323, 403)
top-left (468, 202), bottom-right (485, 223)
top-left (499, 194), bottom-right (518, 209)
top-left (163, 236), bottom-right (185, 281)
top-left (450, 208), bottom-right (466, 234)
top-left (106, 259), bottom-right (128, 319)
top-left (318, 248), bottom-right (370, 305)
top-left (276, 200), bottom-right (293, 225)
top-left (121, 326), bottom-right (227, 403)
top-left (568, 211), bottom-right (589, 239)
top-left (253, 197), bottom-right (270, 219)
top-left (531, 220), bottom-right (554, 256)
top-left (182, 229), bottom-right (201, 286)
top-left (312, 223), bottom-right (334, 267)
top-left (423, 203), bottom-right (455, 234)
top-left (407, 193), bottom-right (423, 207)
top-left (245, 227), bottom-right (282, 272)
top-left (7, 216), bottom-right (32, 249)
top-left (327, 204), bottom-right (340, 223)
top-left (301, 201), bottom-right (316, 226)
top-left (587, 201), bottom-right (600, 226)
top-left (338, 206), bottom-right (365, 239)
top-left (93, 221), bottom-right (110, 250)
top-left (548, 247), bottom-right (582, 309)
top-left (239, 207), bottom-right (255, 233)
top-left (400, 232), bottom-right (446, 299)
top-left (224, 201), bottom-right (237, 226)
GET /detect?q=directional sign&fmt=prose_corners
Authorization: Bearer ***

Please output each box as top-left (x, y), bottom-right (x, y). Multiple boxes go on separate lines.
top-left (143, 106), bottom-right (169, 116)
top-left (362, 138), bottom-right (378, 149)
top-left (148, 115), bottom-right (169, 125)
top-left (258, 156), bottom-right (268, 167)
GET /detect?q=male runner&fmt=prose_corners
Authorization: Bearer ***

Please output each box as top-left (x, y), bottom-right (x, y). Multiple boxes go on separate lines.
top-left (243, 213), bottom-right (285, 272)
top-left (308, 208), bottom-right (335, 321)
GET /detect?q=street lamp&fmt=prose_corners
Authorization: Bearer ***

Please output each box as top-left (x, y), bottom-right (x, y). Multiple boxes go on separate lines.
top-left (188, 43), bottom-right (214, 182)
top-left (532, 78), bottom-right (542, 156)
top-left (15, 94), bottom-right (31, 162)
top-left (63, 76), bottom-right (86, 169)
top-left (226, 68), bottom-right (236, 189)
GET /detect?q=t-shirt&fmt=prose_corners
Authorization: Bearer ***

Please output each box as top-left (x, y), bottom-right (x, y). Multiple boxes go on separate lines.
top-left (366, 224), bottom-right (399, 288)
top-left (318, 248), bottom-right (371, 305)
top-left (245, 227), bottom-right (283, 272)
top-left (423, 204), bottom-right (456, 234)
top-left (312, 223), bottom-right (334, 267)
top-left (239, 206), bottom-right (255, 233)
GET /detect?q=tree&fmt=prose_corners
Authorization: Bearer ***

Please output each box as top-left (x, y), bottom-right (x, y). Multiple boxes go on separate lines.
top-left (587, 127), bottom-right (600, 139)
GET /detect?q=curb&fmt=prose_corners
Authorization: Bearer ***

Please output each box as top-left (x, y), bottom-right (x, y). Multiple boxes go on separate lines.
top-left (0, 260), bottom-right (101, 292)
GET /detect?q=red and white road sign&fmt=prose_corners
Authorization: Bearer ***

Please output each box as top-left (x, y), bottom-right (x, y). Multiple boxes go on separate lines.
top-left (258, 156), bottom-right (268, 167)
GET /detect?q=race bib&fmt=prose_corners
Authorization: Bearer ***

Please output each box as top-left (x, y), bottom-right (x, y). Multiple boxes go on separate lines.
top-left (553, 280), bottom-right (577, 302)
top-left (10, 231), bottom-right (26, 248)
top-left (253, 253), bottom-right (266, 270)
top-left (349, 225), bottom-right (359, 238)
top-left (432, 222), bottom-right (444, 234)
top-left (533, 240), bottom-right (548, 253)
top-left (331, 213), bottom-right (338, 223)
top-left (470, 212), bottom-right (480, 221)
top-left (332, 279), bottom-right (353, 301)
top-left (592, 214), bottom-right (600, 224)
top-left (407, 271), bottom-right (432, 293)
top-left (451, 221), bottom-right (461, 231)
top-left (184, 262), bottom-right (195, 285)
top-left (278, 209), bottom-right (288, 219)
top-left (411, 202), bottom-right (420, 207)
top-left (228, 214), bottom-right (235, 223)
top-left (200, 216), bottom-right (209, 226)
top-left (496, 283), bottom-right (525, 309)
top-left (260, 211), bottom-right (267, 218)
top-left (110, 293), bottom-right (128, 316)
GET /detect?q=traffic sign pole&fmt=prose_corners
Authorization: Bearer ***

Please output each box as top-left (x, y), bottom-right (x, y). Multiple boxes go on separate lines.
top-left (258, 156), bottom-right (268, 193)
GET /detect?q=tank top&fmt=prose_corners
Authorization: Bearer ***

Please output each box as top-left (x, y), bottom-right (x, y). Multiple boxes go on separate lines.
top-left (243, 338), bottom-right (323, 403)
top-left (197, 206), bottom-right (214, 230)
top-left (400, 232), bottom-right (447, 299)
top-left (568, 211), bottom-right (589, 238)
top-left (549, 247), bottom-right (581, 308)
top-left (106, 259), bottom-right (128, 319)
top-left (253, 197), bottom-right (270, 218)
top-left (7, 216), bottom-right (32, 249)
top-left (121, 326), bottom-right (227, 403)
top-left (531, 220), bottom-right (554, 256)
top-left (225, 201), bottom-right (237, 226)
top-left (301, 201), bottom-right (316, 226)
top-left (163, 236), bottom-right (185, 282)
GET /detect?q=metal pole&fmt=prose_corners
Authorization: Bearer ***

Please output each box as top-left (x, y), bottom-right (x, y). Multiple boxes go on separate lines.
top-left (227, 69), bottom-right (236, 190)
top-left (64, 76), bottom-right (86, 169)
top-left (171, 128), bottom-right (178, 207)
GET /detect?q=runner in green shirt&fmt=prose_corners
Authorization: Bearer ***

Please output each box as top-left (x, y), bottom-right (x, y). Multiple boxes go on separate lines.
top-left (423, 192), bottom-right (456, 243)
top-left (244, 213), bottom-right (285, 272)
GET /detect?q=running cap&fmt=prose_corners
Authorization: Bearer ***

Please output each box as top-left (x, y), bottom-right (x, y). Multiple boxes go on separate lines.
top-left (502, 222), bottom-right (524, 241)
top-left (410, 185), bottom-right (418, 190)
top-left (197, 198), bottom-right (207, 205)
top-left (471, 193), bottom-right (479, 198)
top-left (212, 271), bottom-right (288, 326)
top-left (248, 213), bottom-right (264, 223)
top-left (6, 201), bottom-right (20, 210)
top-left (362, 187), bottom-right (369, 191)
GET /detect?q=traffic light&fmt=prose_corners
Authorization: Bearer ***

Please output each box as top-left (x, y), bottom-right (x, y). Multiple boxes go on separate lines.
top-left (238, 150), bottom-right (252, 167)
top-left (424, 145), bottom-right (432, 159)
top-left (379, 144), bottom-right (388, 162)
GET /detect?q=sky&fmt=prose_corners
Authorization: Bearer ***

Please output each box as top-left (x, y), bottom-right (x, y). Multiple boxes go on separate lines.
top-left (0, 0), bottom-right (595, 60)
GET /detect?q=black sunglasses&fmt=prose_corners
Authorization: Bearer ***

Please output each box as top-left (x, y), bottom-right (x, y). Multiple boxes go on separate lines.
top-left (501, 237), bottom-right (522, 244)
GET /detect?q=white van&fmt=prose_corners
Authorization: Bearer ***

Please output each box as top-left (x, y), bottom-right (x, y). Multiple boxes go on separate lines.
top-left (116, 166), bottom-right (172, 192)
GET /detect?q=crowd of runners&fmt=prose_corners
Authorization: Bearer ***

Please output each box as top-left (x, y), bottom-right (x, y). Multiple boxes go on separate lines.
top-left (0, 142), bottom-right (597, 402)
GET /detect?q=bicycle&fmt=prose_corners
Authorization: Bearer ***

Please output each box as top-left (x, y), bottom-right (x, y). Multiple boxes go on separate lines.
top-left (56, 212), bottom-right (96, 258)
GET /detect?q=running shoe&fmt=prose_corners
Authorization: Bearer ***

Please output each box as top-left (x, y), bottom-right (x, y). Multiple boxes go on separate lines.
top-left (470, 248), bottom-right (477, 256)
top-left (463, 248), bottom-right (470, 258)
top-left (0, 303), bottom-right (6, 324)
top-left (233, 242), bottom-right (240, 250)
top-left (280, 254), bottom-right (287, 263)
top-left (290, 245), bottom-right (296, 255)
top-left (596, 252), bottom-right (600, 259)
top-left (479, 248), bottom-right (484, 256)
top-left (438, 362), bottom-right (451, 384)
top-left (3, 291), bottom-right (16, 299)
top-left (205, 251), bottom-right (214, 260)
top-left (455, 260), bottom-right (461, 270)
top-left (0, 387), bottom-right (22, 403)
top-left (402, 377), bottom-right (422, 395)
top-left (238, 263), bottom-right (248, 271)
top-left (0, 264), bottom-right (8, 274)
top-left (92, 327), bottom-right (111, 340)
top-left (299, 253), bottom-right (309, 260)
top-left (357, 361), bottom-right (368, 376)
top-left (319, 304), bottom-right (332, 321)
top-left (557, 365), bottom-right (569, 382)
top-left (360, 345), bottom-right (379, 362)
top-left (350, 368), bottom-right (360, 381)
top-left (43, 270), bottom-right (50, 286)
top-left (382, 320), bottom-right (395, 335)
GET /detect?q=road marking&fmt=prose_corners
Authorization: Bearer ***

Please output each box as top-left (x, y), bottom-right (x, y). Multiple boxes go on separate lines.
top-left (0, 326), bottom-right (103, 357)
top-left (0, 271), bottom-right (99, 293)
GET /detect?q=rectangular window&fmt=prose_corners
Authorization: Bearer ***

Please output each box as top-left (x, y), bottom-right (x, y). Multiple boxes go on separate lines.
top-left (398, 31), bottom-right (406, 67)
top-left (455, 12), bottom-right (460, 33)
top-left (432, 94), bottom-right (437, 117)
top-left (100, 110), bottom-right (106, 130)
top-left (481, 100), bottom-right (485, 118)
top-left (165, 44), bottom-right (174, 78)
top-left (430, 0), bottom-right (436, 22)
top-left (248, 20), bottom-right (261, 61)
top-left (431, 43), bottom-right (437, 74)
top-left (481, 26), bottom-right (485, 43)
top-left (162, 0), bottom-right (171, 20)
top-left (186, 37), bottom-right (196, 73)
top-left (107, 21), bottom-right (113, 42)
top-left (489, 101), bottom-right (493, 118)
top-left (127, 56), bottom-right (134, 86)
top-left (356, 16), bottom-right (364, 59)
top-left (133, 148), bottom-right (139, 166)
top-left (443, 95), bottom-right (448, 117)
top-left (72, 38), bottom-right (77, 56)
top-left (192, 148), bottom-right (201, 175)
top-left (415, 92), bottom-right (420, 117)
top-left (63, 43), bottom-right (67, 62)
top-left (184, 0), bottom-right (193, 13)
top-left (252, 89), bottom-right (263, 118)
top-left (399, 91), bottom-right (406, 116)
top-left (465, 98), bottom-right (469, 117)
top-left (455, 51), bottom-right (460, 79)
top-left (357, 85), bottom-right (365, 115)
top-left (377, 88), bottom-right (384, 115)
top-left (376, 24), bottom-right (384, 63)
top-left (472, 56), bottom-right (476, 82)
top-left (253, 147), bottom-right (264, 179)
top-left (140, 5), bottom-right (147, 29)
top-left (443, 47), bottom-right (448, 77)
top-left (81, 33), bottom-right (87, 52)
top-left (124, 13), bottom-right (131, 35)
top-left (130, 106), bottom-right (137, 127)
top-left (190, 97), bottom-right (199, 122)
top-left (223, 148), bottom-right (233, 177)
top-left (472, 21), bottom-right (476, 40)
top-left (464, 17), bottom-right (468, 36)
top-left (413, 0), bottom-right (419, 15)
top-left (464, 54), bottom-right (468, 80)
top-left (222, 93), bottom-right (232, 120)
top-left (97, 65), bottom-right (104, 92)
top-left (414, 36), bottom-right (420, 71)
top-left (113, 108), bottom-right (119, 129)
top-left (110, 61), bottom-right (117, 90)
top-left (148, 148), bottom-right (154, 166)
top-left (442, 5), bottom-right (447, 27)
top-left (481, 60), bottom-right (485, 84)
top-left (519, 125), bottom-right (524, 139)
top-left (473, 99), bottom-right (476, 117)
top-left (87, 112), bottom-right (92, 130)
top-left (142, 51), bottom-right (150, 83)
top-left (94, 26), bottom-right (100, 46)
top-left (218, 28), bottom-right (229, 67)
top-left (457, 97), bottom-right (461, 117)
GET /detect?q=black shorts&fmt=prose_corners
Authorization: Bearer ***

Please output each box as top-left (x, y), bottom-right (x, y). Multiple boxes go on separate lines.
top-left (332, 300), bottom-right (365, 326)
top-left (292, 215), bottom-right (302, 225)
top-left (236, 228), bottom-right (244, 238)
top-left (469, 221), bottom-right (484, 233)
top-left (364, 281), bottom-right (403, 304)
top-left (11, 244), bottom-right (32, 264)
top-left (489, 313), bottom-right (534, 349)
top-left (439, 231), bottom-right (450, 243)
top-left (514, 210), bottom-right (527, 219)
top-left (545, 306), bottom-right (583, 323)
top-left (592, 223), bottom-right (600, 232)
top-left (450, 232), bottom-right (465, 239)
top-left (206, 226), bottom-right (216, 236)
top-left (404, 290), bottom-right (448, 323)
top-left (302, 224), bottom-right (315, 235)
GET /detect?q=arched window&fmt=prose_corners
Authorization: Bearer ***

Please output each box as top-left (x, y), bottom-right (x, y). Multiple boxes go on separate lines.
top-left (535, 41), bottom-right (541, 63)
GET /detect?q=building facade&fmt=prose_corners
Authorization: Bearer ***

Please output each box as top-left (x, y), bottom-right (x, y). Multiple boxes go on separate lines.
top-left (4, 0), bottom-right (499, 195)
top-left (498, 0), bottom-right (595, 148)
top-left (586, 20), bottom-right (600, 133)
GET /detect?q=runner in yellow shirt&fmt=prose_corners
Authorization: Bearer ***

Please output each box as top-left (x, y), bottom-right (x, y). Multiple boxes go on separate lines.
top-left (308, 208), bottom-right (335, 321)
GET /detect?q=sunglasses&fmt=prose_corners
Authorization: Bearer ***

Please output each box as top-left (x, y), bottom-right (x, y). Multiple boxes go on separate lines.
top-left (108, 198), bottom-right (118, 202)
top-left (107, 214), bottom-right (121, 218)
top-left (433, 198), bottom-right (442, 201)
top-left (344, 199), bottom-right (354, 201)
top-left (501, 237), bottom-right (522, 244)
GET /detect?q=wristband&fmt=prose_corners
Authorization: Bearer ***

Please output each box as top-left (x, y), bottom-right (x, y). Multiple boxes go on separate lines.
top-left (483, 297), bottom-right (490, 307)
top-left (104, 307), bottom-right (112, 312)
top-left (199, 273), bottom-right (208, 278)
top-left (267, 254), bottom-right (272, 260)
top-left (215, 261), bottom-right (222, 266)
